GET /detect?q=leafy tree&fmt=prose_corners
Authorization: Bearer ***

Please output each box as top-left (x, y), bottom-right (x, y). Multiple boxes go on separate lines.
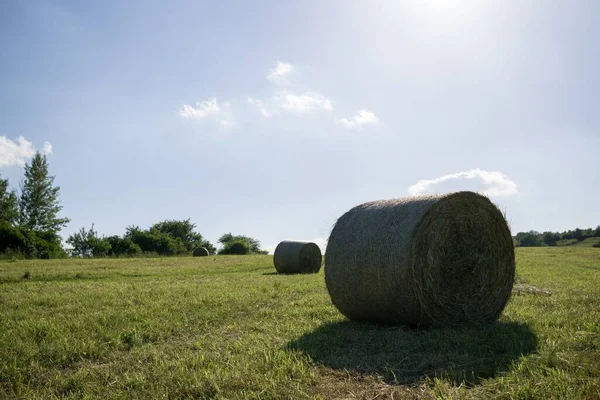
top-left (106, 235), bottom-right (141, 257)
top-left (124, 225), bottom-right (187, 256)
top-left (573, 228), bottom-right (584, 241)
top-left (67, 224), bottom-right (116, 258)
top-left (19, 153), bottom-right (70, 234)
top-left (0, 221), bottom-right (65, 259)
top-left (150, 219), bottom-right (215, 253)
top-left (218, 233), bottom-right (265, 254)
top-left (515, 231), bottom-right (541, 247)
top-left (542, 232), bottom-right (560, 246)
top-left (219, 239), bottom-right (251, 255)
top-left (0, 175), bottom-right (18, 225)
top-left (596, 226), bottom-right (600, 238)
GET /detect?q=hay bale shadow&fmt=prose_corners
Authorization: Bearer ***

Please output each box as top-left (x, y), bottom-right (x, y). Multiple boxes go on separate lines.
top-left (288, 320), bottom-right (537, 386)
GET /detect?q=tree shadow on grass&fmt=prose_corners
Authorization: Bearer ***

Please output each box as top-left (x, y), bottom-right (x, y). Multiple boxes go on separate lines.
top-left (287, 320), bottom-right (537, 386)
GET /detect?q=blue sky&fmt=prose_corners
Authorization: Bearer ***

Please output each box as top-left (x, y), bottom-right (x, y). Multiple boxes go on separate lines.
top-left (1, 0), bottom-right (598, 252)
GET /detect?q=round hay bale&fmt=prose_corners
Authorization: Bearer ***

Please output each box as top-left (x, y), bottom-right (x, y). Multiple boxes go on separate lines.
top-left (274, 241), bottom-right (322, 274)
top-left (193, 247), bottom-right (209, 257)
top-left (325, 191), bottom-right (515, 327)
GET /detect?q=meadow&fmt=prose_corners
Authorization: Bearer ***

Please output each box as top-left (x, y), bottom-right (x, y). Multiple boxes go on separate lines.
top-left (0, 248), bottom-right (599, 399)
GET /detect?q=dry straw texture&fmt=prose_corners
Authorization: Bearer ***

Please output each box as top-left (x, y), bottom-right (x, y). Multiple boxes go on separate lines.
top-left (274, 241), bottom-right (322, 274)
top-left (325, 191), bottom-right (515, 327)
top-left (192, 247), bottom-right (209, 257)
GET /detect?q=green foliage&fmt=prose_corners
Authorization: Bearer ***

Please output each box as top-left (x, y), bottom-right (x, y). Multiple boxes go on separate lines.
top-left (0, 175), bottom-right (19, 225)
top-left (218, 239), bottom-right (251, 255)
top-left (516, 226), bottom-right (600, 247)
top-left (542, 232), bottom-right (560, 246)
top-left (218, 232), bottom-right (266, 254)
top-left (67, 226), bottom-right (97, 258)
top-left (594, 242), bottom-right (600, 248)
top-left (106, 236), bottom-right (141, 257)
top-left (556, 239), bottom-right (578, 246)
top-left (66, 225), bottom-right (117, 258)
top-left (18, 153), bottom-right (70, 234)
top-left (515, 231), bottom-right (542, 247)
top-left (0, 220), bottom-right (65, 259)
top-left (125, 225), bottom-right (187, 256)
top-left (150, 219), bottom-right (212, 252)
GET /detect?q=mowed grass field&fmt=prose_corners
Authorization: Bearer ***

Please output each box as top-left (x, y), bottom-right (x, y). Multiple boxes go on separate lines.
top-left (1, 248), bottom-right (599, 399)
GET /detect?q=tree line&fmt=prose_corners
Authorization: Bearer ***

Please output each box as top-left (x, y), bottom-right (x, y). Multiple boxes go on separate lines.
top-left (0, 152), bottom-right (266, 259)
top-left (514, 226), bottom-right (600, 247)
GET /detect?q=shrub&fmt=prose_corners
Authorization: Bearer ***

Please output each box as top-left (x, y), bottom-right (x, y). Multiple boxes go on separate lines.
top-left (219, 240), bottom-right (251, 255)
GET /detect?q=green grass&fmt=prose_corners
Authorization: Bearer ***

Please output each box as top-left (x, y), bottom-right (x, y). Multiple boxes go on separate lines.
top-left (1, 249), bottom-right (599, 399)
top-left (570, 237), bottom-right (600, 247)
top-left (557, 237), bottom-right (600, 247)
top-left (556, 239), bottom-right (579, 246)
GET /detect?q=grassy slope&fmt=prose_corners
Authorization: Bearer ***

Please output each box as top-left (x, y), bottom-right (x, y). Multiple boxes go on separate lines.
top-left (0, 249), bottom-right (599, 399)
top-left (571, 237), bottom-right (600, 247)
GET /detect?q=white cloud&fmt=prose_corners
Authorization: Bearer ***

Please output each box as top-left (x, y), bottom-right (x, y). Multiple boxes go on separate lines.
top-left (277, 92), bottom-right (333, 113)
top-left (247, 97), bottom-right (272, 118)
top-left (408, 168), bottom-right (518, 197)
top-left (179, 98), bottom-right (235, 128)
top-left (337, 110), bottom-right (380, 129)
top-left (42, 142), bottom-right (53, 155)
top-left (0, 136), bottom-right (53, 167)
top-left (179, 98), bottom-right (221, 119)
top-left (267, 61), bottom-right (293, 83)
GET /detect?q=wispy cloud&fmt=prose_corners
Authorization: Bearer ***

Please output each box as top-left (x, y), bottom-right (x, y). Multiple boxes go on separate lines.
top-left (179, 98), bottom-right (235, 128)
top-left (0, 136), bottom-right (53, 167)
top-left (266, 61), bottom-right (293, 83)
top-left (179, 98), bottom-right (221, 119)
top-left (276, 91), bottom-right (333, 113)
top-left (247, 97), bottom-right (272, 118)
top-left (337, 110), bottom-right (380, 129)
top-left (408, 168), bottom-right (518, 197)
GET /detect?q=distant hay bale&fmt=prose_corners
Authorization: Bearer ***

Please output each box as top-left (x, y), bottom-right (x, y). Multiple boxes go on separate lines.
top-left (325, 191), bottom-right (515, 327)
top-left (193, 247), bottom-right (209, 257)
top-left (274, 241), bottom-right (322, 274)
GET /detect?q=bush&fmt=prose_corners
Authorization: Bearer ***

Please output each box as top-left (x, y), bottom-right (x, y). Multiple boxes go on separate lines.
top-left (593, 242), bottom-right (600, 248)
top-left (219, 240), bottom-right (251, 255)
top-left (0, 221), bottom-right (65, 259)
top-left (125, 226), bottom-right (187, 256)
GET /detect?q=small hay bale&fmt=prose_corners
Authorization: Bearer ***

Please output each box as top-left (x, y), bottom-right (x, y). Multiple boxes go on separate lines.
top-left (274, 241), bottom-right (322, 274)
top-left (325, 191), bottom-right (515, 327)
top-left (193, 247), bottom-right (209, 257)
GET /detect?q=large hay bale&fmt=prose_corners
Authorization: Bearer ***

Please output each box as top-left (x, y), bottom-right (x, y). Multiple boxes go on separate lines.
top-left (193, 247), bottom-right (209, 257)
top-left (274, 241), bottom-right (322, 274)
top-left (325, 191), bottom-right (515, 327)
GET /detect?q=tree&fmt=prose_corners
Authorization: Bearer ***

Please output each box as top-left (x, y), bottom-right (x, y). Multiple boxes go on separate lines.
top-left (124, 225), bottom-right (187, 256)
top-left (150, 219), bottom-right (214, 253)
top-left (218, 240), bottom-right (251, 255)
top-left (106, 235), bottom-right (141, 257)
top-left (67, 225), bottom-right (99, 258)
top-left (573, 228), bottom-right (584, 241)
top-left (218, 233), bottom-right (265, 254)
top-left (19, 153), bottom-right (70, 234)
top-left (515, 231), bottom-right (541, 247)
top-left (0, 175), bottom-right (18, 225)
top-left (596, 226), bottom-right (600, 238)
top-left (542, 232), bottom-right (559, 246)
